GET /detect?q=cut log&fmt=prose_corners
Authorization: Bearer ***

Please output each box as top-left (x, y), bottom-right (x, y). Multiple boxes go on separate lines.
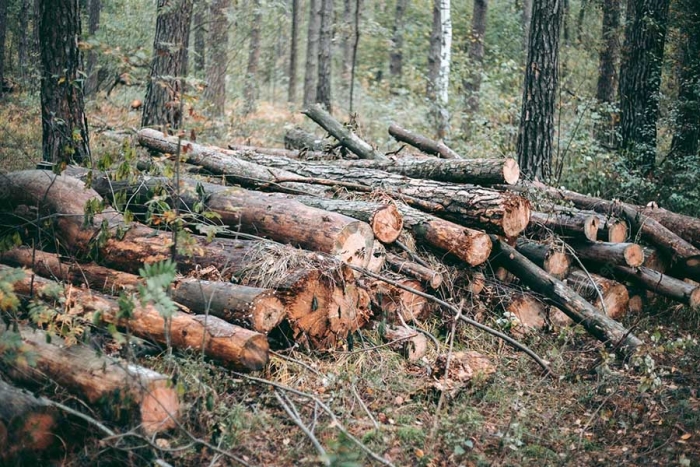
top-left (505, 293), bottom-right (547, 335)
top-left (364, 277), bottom-right (429, 323)
top-left (595, 214), bottom-right (628, 243)
top-left (466, 271), bottom-right (486, 295)
top-left (331, 156), bottom-right (521, 185)
top-left (569, 241), bottom-right (645, 268)
top-left (638, 205), bottom-right (700, 249)
top-left (529, 211), bottom-right (599, 241)
top-left (228, 143), bottom-right (310, 159)
top-left (386, 253), bottom-right (443, 289)
top-left (367, 241), bottom-right (387, 273)
top-left (628, 295), bottom-right (644, 314)
top-left (0, 248), bottom-right (286, 334)
top-left (565, 269), bottom-right (630, 319)
top-left (5, 266), bottom-right (270, 370)
top-left (284, 127), bottom-right (326, 151)
top-left (378, 324), bottom-right (428, 361)
top-left (0, 377), bottom-right (60, 459)
top-left (0, 323), bottom-right (179, 435)
top-left (613, 265), bottom-right (700, 310)
top-left (303, 104), bottom-right (388, 160)
top-left (515, 239), bottom-right (572, 279)
top-left (388, 123), bottom-right (462, 159)
top-left (490, 236), bottom-right (643, 354)
top-left (642, 247), bottom-right (670, 273)
top-left (290, 196), bottom-right (404, 244)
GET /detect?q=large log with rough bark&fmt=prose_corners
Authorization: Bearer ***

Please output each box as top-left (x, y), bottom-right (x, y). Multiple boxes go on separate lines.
top-left (388, 123), bottom-right (462, 159)
top-left (303, 104), bottom-right (388, 160)
top-left (284, 127), bottom-right (326, 151)
top-left (515, 239), bottom-right (572, 279)
top-left (0, 247), bottom-right (287, 334)
top-left (490, 236), bottom-right (643, 354)
top-left (529, 211), bottom-right (599, 241)
top-left (0, 323), bottom-right (180, 435)
top-left (565, 269), bottom-right (630, 319)
top-left (569, 241), bottom-right (645, 268)
top-left (137, 130), bottom-right (532, 238)
top-left (5, 265), bottom-right (270, 370)
top-left (613, 265), bottom-right (700, 310)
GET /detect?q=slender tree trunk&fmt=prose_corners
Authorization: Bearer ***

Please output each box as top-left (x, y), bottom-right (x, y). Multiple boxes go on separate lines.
top-left (595, 0), bottom-right (620, 144)
top-left (389, 0), bottom-right (408, 79)
top-left (516, 0), bottom-right (564, 181)
top-left (85, 0), bottom-right (101, 96)
top-left (462, 0), bottom-right (488, 138)
top-left (670, 0), bottom-right (700, 160)
top-left (618, 0), bottom-right (671, 175)
top-left (521, 0), bottom-right (532, 52)
top-left (192, 2), bottom-right (206, 74)
top-left (303, 0), bottom-right (321, 107)
top-left (17, 0), bottom-right (30, 81)
top-left (142, 0), bottom-right (194, 130)
top-left (316, 0), bottom-right (333, 112)
top-left (341, 0), bottom-right (353, 82)
top-left (427, 0), bottom-right (441, 100)
top-left (243, 0), bottom-right (262, 115)
top-left (0, 0), bottom-right (8, 95)
top-left (288, 0), bottom-right (299, 103)
top-left (437, 0), bottom-right (452, 105)
top-left (562, 0), bottom-right (570, 44)
top-left (576, 0), bottom-right (588, 42)
top-left (39, 0), bottom-right (90, 164)
top-left (203, 0), bottom-right (230, 116)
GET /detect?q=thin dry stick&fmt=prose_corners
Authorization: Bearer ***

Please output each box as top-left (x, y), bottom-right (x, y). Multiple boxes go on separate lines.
top-left (350, 383), bottom-right (380, 431)
top-left (345, 264), bottom-right (554, 376)
top-left (274, 390), bottom-right (330, 466)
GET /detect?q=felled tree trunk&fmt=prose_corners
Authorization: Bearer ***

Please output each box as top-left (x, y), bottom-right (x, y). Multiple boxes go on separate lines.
top-left (388, 123), bottom-right (461, 159)
top-left (6, 267), bottom-right (270, 370)
top-left (529, 210), bottom-right (599, 241)
top-left (0, 248), bottom-right (286, 334)
top-left (595, 214), bottom-right (628, 243)
top-left (0, 377), bottom-right (60, 460)
top-left (613, 265), bottom-right (700, 310)
top-left (284, 127), bottom-right (326, 151)
top-left (504, 293), bottom-right (547, 335)
top-left (363, 277), bottom-right (429, 323)
top-left (565, 269), bottom-right (630, 319)
top-left (515, 239), bottom-right (572, 279)
top-left (137, 129), bottom-right (532, 238)
top-left (490, 236), bottom-right (643, 354)
top-left (386, 253), bottom-right (443, 289)
top-left (569, 241), bottom-right (644, 268)
top-left (0, 323), bottom-right (180, 435)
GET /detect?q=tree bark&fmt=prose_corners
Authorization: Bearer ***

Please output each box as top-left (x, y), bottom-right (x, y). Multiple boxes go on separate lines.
top-left (0, 0), bottom-right (8, 96)
top-left (517, 0), bottom-right (564, 181)
top-left (85, 0), bottom-right (101, 96)
top-left (389, 123), bottom-right (462, 159)
top-left (341, 0), bottom-right (354, 82)
top-left (389, 0), bottom-right (408, 79)
top-left (490, 236), bottom-right (643, 354)
top-left (437, 0), bottom-right (452, 105)
top-left (142, 0), bottom-right (194, 130)
top-left (565, 269), bottom-right (630, 319)
top-left (284, 127), bottom-right (326, 151)
top-left (516, 239), bottom-right (572, 279)
top-left (529, 210), bottom-right (599, 241)
top-left (569, 241), bottom-right (645, 268)
top-left (17, 0), bottom-right (30, 82)
top-left (462, 0), bottom-right (488, 137)
top-left (614, 265), bottom-right (700, 310)
top-left (596, 0), bottom-right (620, 105)
top-left (315, 0), bottom-right (333, 111)
top-left (386, 253), bottom-right (443, 289)
top-left (39, 0), bottom-right (91, 164)
top-left (427, 0), bottom-right (441, 100)
top-left (303, 0), bottom-right (321, 107)
top-left (618, 0), bottom-right (671, 174)
top-left (192, 2), bottom-right (206, 74)
top-left (0, 321), bottom-right (180, 435)
top-left (288, 0), bottom-right (300, 103)
top-left (203, 0), bottom-right (230, 116)
top-left (243, 0), bottom-right (262, 115)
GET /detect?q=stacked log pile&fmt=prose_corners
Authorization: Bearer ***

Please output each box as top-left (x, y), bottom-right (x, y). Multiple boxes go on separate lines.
top-left (3, 107), bottom-right (700, 458)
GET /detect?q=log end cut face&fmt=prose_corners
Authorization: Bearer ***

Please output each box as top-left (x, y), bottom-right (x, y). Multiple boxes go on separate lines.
top-left (140, 383), bottom-right (179, 435)
top-left (370, 203), bottom-right (404, 244)
top-left (624, 244), bottom-right (645, 268)
top-left (501, 195), bottom-right (531, 239)
top-left (251, 294), bottom-right (287, 334)
top-left (543, 251), bottom-right (571, 280)
top-left (598, 284), bottom-right (630, 320)
top-left (239, 334), bottom-right (272, 371)
top-left (503, 158), bottom-right (521, 185)
top-left (606, 221), bottom-right (628, 243)
top-left (333, 221), bottom-right (374, 269)
top-left (584, 216), bottom-right (600, 242)
top-left (690, 287), bottom-right (700, 310)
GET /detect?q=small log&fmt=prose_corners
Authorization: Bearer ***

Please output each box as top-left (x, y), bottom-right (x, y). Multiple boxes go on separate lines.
top-left (378, 324), bottom-right (427, 361)
top-left (466, 271), bottom-right (486, 295)
top-left (291, 196), bottom-right (404, 244)
top-left (596, 214), bottom-right (628, 243)
top-left (565, 269), bottom-right (630, 319)
top-left (613, 265), bottom-right (700, 310)
top-left (505, 293), bottom-right (547, 334)
top-left (570, 241), bottom-right (645, 268)
top-left (386, 253), bottom-right (443, 289)
top-left (490, 236), bottom-right (643, 354)
top-left (638, 204), bottom-right (700, 249)
top-left (0, 324), bottom-right (179, 435)
top-left (388, 123), bottom-right (462, 159)
top-left (5, 267), bottom-right (270, 370)
top-left (515, 239), bottom-right (572, 279)
top-left (303, 104), bottom-right (387, 160)
top-left (367, 241), bottom-right (387, 273)
top-left (529, 211), bottom-right (599, 241)
top-left (0, 377), bottom-right (60, 459)
top-left (284, 127), bottom-right (326, 151)
top-left (364, 278), bottom-right (429, 323)
top-left (628, 295), bottom-right (644, 314)
top-left (0, 248), bottom-right (286, 334)
top-left (332, 156), bottom-right (521, 185)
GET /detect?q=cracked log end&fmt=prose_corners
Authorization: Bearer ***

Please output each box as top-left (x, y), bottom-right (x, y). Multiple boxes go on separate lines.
top-left (370, 203), bottom-right (403, 243)
top-left (624, 244), bottom-right (645, 268)
top-left (543, 250), bottom-right (572, 279)
top-left (606, 220), bottom-right (629, 243)
top-left (502, 196), bottom-right (531, 239)
top-left (334, 221), bottom-right (374, 269)
top-left (503, 158), bottom-right (521, 185)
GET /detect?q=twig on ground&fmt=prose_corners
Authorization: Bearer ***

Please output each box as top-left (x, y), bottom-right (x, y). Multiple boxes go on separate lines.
top-left (274, 390), bottom-right (330, 466)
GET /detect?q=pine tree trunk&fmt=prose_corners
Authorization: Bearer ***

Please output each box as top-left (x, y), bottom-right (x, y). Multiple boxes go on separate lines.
top-left (316, 0), bottom-right (333, 112)
top-left (462, 0), bottom-right (488, 137)
top-left (341, 0), bottom-right (353, 82)
top-left (389, 0), bottom-right (408, 79)
top-left (17, 0), bottom-right (30, 82)
top-left (575, 0), bottom-right (588, 43)
top-left (142, 0), bottom-right (193, 130)
top-left (303, 0), bottom-right (321, 107)
top-left (288, 0), bottom-right (299, 103)
top-left (85, 0), bottom-right (101, 96)
top-left (618, 0), bottom-right (670, 175)
top-left (192, 3), bottom-right (206, 74)
top-left (203, 0), bottom-right (229, 116)
top-left (516, 0), bottom-right (564, 181)
top-left (39, 0), bottom-right (91, 164)
top-left (595, 0), bottom-right (620, 144)
top-left (243, 0), bottom-right (262, 115)
top-left (0, 0), bottom-right (7, 95)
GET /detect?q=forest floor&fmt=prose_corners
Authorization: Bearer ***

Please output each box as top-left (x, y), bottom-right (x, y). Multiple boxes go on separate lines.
top-left (0, 93), bottom-right (699, 466)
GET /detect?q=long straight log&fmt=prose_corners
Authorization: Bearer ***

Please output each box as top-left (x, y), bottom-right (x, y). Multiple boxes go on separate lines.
top-left (613, 265), bottom-right (700, 310)
top-left (388, 123), bottom-right (462, 159)
top-left (136, 130), bottom-right (532, 238)
top-left (515, 239), bottom-right (572, 279)
top-left (490, 236), bottom-right (643, 354)
top-left (303, 104), bottom-right (388, 160)
top-left (0, 247), bottom-right (286, 334)
top-left (6, 266), bottom-right (270, 370)
top-left (570, 241), bottom-right (645, 268)
top-left (529, 211), bottom-right (599, 241)
top-left (565, 269), bottom-right (630, 319)
top-left (0, 323), bottom-right (180, 435)
top-left (284, 127), bottom-right (326, 151)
